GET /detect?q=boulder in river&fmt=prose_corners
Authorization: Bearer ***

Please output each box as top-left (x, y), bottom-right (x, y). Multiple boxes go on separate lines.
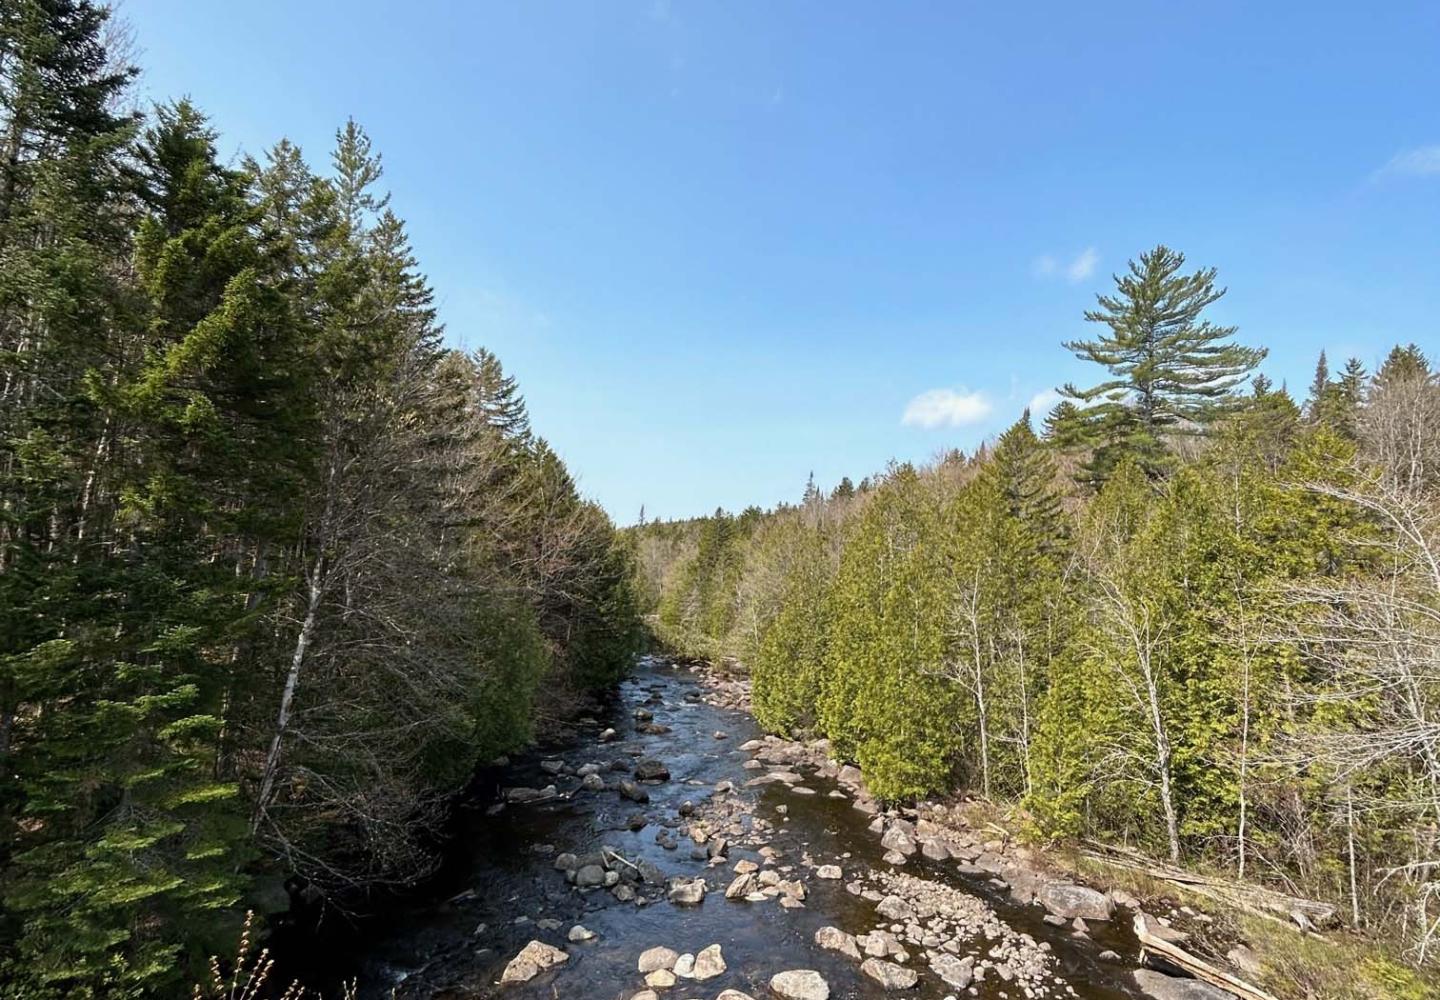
top-left (499, 940), bottom-right (567, 983)
top-left (566, 924), bottom-right (595, 942)
top-left (861, 957), bottom-right (918, 990)
top-left (573, 864), bottom-right (607, 888)
top-left (692, 943), bottom-right (726, 979)
top-left (618, 780), bottom-right (650, 803)
top-left (667, 876), bottom-right (706, 904)
top-left (769, 969), bottom-right (830, 1000)
top-left (637, 945), bottom-right (678, 972)
top-left (816, 864), bottom-right (842, 879)
top-left (1038, 881), bottom-right (1114, 921)
top-left (634, 758), bottom-right (670, 782)
top-left (814, 925), bottom-right (860, 959)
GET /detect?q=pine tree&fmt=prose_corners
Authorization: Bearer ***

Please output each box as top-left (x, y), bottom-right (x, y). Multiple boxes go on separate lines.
top-left (1061, 245), bottom-right (1266, 481)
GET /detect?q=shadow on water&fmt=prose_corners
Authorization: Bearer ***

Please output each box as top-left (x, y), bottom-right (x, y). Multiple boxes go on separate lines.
top-left (271, 657), bottom-right (1145, 999)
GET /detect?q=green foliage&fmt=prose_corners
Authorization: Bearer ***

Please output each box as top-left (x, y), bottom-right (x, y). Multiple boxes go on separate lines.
top-left (0, 15), bottom-right (640, 996)
top-left (1061, 245), bottom-right (1267, 482)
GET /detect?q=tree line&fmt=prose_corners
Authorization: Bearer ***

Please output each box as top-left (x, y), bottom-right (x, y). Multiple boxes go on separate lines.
top-left (633, 245), bottom-right (1440, 971)
top-left (0, 4), bottom-right (641, 996)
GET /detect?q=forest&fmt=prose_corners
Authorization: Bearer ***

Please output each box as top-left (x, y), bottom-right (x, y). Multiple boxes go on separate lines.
top-left (633, 247), bottom-right (1440, 976)
top-left (0, 3), bottom-right (641, 996)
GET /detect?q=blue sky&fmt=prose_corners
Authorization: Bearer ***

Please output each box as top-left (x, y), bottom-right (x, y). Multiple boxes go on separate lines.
top-left (125, 1), bottom-right (1440, 522)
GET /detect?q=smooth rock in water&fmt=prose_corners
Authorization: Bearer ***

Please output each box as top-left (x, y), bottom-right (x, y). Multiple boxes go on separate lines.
top-left (725, 872), bottom-right (756, 899)
top-left (769, 970), bottom-right (830, 1000)
top-left (668, 877), bottom-right (706, 904)
top-left (635, 758), bottom-right (671, 782)
top-left (716, 992), bottom-right (756, 1000)
top-left (714, 730), bottom-right (728, 739)
top-left (553, 852), bottom-right (577, 871)
top-left (566, 924), bottom-right (595, 942)
top-left (882, 849), bottom-right (908, 865)
top-left (598, 727), bottom-right (618, 742)
top-left (881, 823), bottom-right (918, 856)
top-left (814, 926), bottom-right (860, 959)
top-left (499, 940), bottom-right (567, 984)
top-left (574, 864), bottom-right (607, 888)
top-left (930, 953), bottom-right (974, 990)
top-left (1132, 970), bottom-right (1234, 1000)
top-left (644, 969), bottom-right (677, 988)
top-left (619, 780), bottom-right (650, 803)
top-left (631, 993), bottom-right (658, 1000)
top-left (693, 943), bottom-right (726, 979)
top-left (582, 773), bottom-right (604, 791)
top-left (673, 953), bottom-right (695, 978)
top-left (860, 958), bottom-right (918, 990)
top-left (734, 859), bottom-right (759, 874)
top-left (637, 945), bottom-right (679, 973)
top-left (1038, 881), bottom-right (1115, 921)
top-left (816, 864), bottom-right (842, 879)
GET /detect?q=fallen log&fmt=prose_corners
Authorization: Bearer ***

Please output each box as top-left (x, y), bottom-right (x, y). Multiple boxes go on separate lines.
top-left (1081, 842), bottom-right (1335, 933)
top-left (1133, 912), bottom-right (1281, 1000)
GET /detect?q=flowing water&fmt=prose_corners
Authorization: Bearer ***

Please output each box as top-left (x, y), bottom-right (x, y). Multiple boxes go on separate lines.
top-left (278, 656), bottom-right (1148, 999)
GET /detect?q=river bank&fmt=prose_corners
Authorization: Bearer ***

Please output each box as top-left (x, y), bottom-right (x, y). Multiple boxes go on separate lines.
top-left (286, 656), bottom-right (1289, 999)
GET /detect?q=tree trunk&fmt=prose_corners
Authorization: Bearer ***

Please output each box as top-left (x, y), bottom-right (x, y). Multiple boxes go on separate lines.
top-left (252, 552), bottom-right (324, 831)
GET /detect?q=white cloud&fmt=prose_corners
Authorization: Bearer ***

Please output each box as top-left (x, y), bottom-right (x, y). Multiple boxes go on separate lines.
top-left (1034, 247), bottom-right (1098, 284)
top-left (1375, 145), bottom-right (1440, 179)
top-left (1065, 247), bottom-right (1099, 282)
top-left (1027, 388), bottom-right (1062, 416)
top-left (902, 388), bottom-right (993, 429)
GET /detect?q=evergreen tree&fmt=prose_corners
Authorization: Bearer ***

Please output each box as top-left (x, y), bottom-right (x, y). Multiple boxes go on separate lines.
top-left (1061, 245), bottom-right (1266, 481)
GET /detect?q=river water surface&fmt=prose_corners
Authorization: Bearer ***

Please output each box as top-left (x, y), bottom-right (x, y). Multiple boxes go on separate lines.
top-left (284, 656), bottom-right (1147, 999)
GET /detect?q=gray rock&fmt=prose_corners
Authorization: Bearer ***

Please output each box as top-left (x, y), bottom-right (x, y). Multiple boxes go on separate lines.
top-left (1038, 882), bottom-right (1115, 921)
top-left (637, 945), bottom-right (678, 972)
top-left (881, 824), bottom-right (918, 856)
top-left (930, 953), bottom-right (974, 989)
top-left (692, 943), bottom-right (726, 979)
top-left (876, 894), bottom-right (916, 921)
top-left (1132, 970), bottom-right (1234, 1000)
top-left (634, 758), bottom-right (670, 782)
top-left (566, 924), bottom-right (595, 942)
top-left (499, 940), bottom-right (567, 983)
top-left (668, 877), bottom-right (706, 904)
top-left (574, 864), bottom-right (607, 888)
top-left (618, 780), bottom-right (650, 803)
top-left (861, 958), bottom-right (918, 990)
top-left (769, 970), bottom-right (830, 1000)
top-left (814, 925), bottom-right (860, 959)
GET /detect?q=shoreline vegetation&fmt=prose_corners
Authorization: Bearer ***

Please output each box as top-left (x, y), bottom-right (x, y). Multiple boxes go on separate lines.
top-left (630, 259), bottom-right (1440, 997)
top-left (0, 5), bottom-right (641, 996)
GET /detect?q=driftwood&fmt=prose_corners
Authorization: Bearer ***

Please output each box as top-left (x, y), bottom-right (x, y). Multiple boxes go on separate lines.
top-left (1134, 912), bottom-right (1281, 1000)
top-left (1081, 841), bottom-right (1335, 934)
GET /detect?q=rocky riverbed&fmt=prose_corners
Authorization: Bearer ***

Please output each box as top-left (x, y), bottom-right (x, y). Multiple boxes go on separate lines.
top-left (290, 656), bottom-right (1238, 1000)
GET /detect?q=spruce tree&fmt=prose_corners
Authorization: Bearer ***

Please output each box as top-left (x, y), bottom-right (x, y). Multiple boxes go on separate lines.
top-left (1061, 245), bottom-right (1266, 480)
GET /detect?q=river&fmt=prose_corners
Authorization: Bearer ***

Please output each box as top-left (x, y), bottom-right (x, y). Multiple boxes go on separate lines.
top-left (279, 655), bottom-right (1149, 999)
